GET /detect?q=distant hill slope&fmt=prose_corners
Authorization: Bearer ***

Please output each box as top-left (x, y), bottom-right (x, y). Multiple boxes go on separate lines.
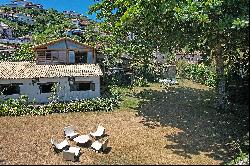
top-left (0, 6), bottom-right (93, 45)
top-left (0, 6), bottom-right (99, 61)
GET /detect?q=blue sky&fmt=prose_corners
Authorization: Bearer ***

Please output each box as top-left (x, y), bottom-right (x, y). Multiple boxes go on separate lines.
top-left (0, 0), bottom-right (99, 21)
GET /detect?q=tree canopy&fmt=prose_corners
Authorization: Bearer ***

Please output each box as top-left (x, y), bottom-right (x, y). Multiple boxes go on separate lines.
top-left (89, 0), bottom-right (249, 109)
top-left (90, 0), bottom-right (248, 54)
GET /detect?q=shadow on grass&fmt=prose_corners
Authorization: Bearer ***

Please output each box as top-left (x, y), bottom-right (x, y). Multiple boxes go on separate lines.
top-left (0, 159), bottom-right (8, 165)
top-left (103, 147), bottom-right (112, 154)
top-left (134, 86), bottom-right (249, 164)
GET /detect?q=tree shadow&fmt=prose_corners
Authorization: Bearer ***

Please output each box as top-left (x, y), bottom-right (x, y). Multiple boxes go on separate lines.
top-left (134, 86), bottom-right (249, 164)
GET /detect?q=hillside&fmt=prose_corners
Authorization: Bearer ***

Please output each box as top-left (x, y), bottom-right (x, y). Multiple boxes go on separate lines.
top-left (0, 5), bottom-right (98, 61)
top-left (0, 6), bottom-right (92, 42)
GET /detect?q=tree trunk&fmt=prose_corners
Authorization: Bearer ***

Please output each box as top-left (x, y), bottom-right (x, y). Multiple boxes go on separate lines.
top-left (214, 47), bottom-right (227, 110)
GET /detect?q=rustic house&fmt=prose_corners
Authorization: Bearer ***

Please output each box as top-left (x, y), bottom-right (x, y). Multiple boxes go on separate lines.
top-left (34, 38), bottom-right (96, 65)
top-left (0, 38), bottom-right (103, 103)
top-left (63, 11), bottom-right (81, 18)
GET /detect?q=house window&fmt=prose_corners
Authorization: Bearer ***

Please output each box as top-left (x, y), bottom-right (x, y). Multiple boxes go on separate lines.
top-left (37, 51), bottom-right (45, 62)
top-left (39, 83), bottom-right (55, 93)
top-left (70, 82), bottom-right (95, 91)
top-left (75, 51), bottom-right (88, 64)
top-left (45, 51), bottom-right (51, 61)
top-left (52, 51), bottom-right (59, 62)
top-left (37, 51), bottom-right (45, 57)
top-left (0, 84), bottom-right (21, 95)
top-left (75, 51), bottom-right (83, 63)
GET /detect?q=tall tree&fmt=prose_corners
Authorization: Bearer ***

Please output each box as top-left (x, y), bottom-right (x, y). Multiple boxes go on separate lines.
top-left (89, 0), bottom-right (249, 110)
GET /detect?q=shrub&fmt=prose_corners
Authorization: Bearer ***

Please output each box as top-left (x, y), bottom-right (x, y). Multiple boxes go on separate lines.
top-left (106, 85), bottom-right (122, 101)
top-left (132, 76), bottom-right (149, 87)
top-left (176, 60), bottom-right (217, 87)
top-left (177, 60), bottom-right (249, 105)
top-left (0, 87), bottom-right (121, 117)
top-left (226, 152), bottom-right (249, 165)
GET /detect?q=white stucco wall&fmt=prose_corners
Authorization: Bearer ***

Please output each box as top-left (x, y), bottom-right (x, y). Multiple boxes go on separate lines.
top-left (0, 76), bottom-right (100, 103)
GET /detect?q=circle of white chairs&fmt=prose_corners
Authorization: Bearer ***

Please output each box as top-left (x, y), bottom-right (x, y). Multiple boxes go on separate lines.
top-left (51, 125), bottom-right (109, 162)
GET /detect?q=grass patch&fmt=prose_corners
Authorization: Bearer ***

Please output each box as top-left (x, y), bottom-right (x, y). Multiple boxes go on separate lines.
top-left (119, 96), bottom-right (140, 109)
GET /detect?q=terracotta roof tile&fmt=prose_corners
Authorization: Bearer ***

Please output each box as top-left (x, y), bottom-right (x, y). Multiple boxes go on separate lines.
top-left (0, 61), bottom-right (103, 79)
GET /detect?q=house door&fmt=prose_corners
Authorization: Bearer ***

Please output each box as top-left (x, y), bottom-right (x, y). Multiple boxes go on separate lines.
top-left (69, 51), bottom-right (75, 64)
top-left (87, 51), bottom-right (93, 64)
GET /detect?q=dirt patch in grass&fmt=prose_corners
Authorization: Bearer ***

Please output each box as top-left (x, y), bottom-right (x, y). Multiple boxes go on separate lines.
top-left (0, 79), bottom-right (248, 165)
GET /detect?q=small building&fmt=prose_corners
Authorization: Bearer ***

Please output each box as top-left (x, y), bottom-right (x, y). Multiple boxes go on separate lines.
top-left (0, 11), bottom-right (15, 21)
top-left (71, 18), bottom-right (81, 28)
top-left (0, 38), bottom-right (29, 44)
top-left (66, 29), bottom-right (83, 37)
top-left (120, 53), bottom-right (132, 72)
top-left (18, 35), bottom-right (32, 43)
top-left (0, 62), bottom-right (102, 103)
top-left (13, 13), bottom-right (35, 25)
top-left (34, 38), bottom-right (96, 65)
top-left (0, 22), bottom-right (13, 39)
top-left (79, 19), bottom-right (90, 30)
top-left (5, 0), bottom-right (28, 8)
top-left (0, 38), bottom-right (103, 103)
top-left (4, 0), bottom-right (43, 9)
top-left (0, 44), bottom-right (16, 58)
top-left (153, 49), bottom-right (204, 64)
top-left (63, 11), bottom-right (81, 18)
top-left (153, 50), bottom-right (167, 64)
top-left (175, 51), bottom-right (203, 64)
top-left (24, 2), bottom-right (43, 9)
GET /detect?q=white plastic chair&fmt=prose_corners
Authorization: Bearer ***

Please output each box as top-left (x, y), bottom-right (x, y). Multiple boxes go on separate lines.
top-left (64, 126), bottom-right (79, 139)
top-left (91, 138), bottom-right (109, 153)
top-left (63, 147), bottom-right (81, 161)
top-left (73, 135), bottom-right (90, 144)
top-left (90, 125), bottom-right (105, 138)
top-left (51, 138), bottom-right (69, 152)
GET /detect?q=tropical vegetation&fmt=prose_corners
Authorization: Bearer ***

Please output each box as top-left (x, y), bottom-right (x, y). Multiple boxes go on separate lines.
top-left (0, 1), bottom-right (248, 164)
top-left (89, 0), bottom-right (249, 110)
